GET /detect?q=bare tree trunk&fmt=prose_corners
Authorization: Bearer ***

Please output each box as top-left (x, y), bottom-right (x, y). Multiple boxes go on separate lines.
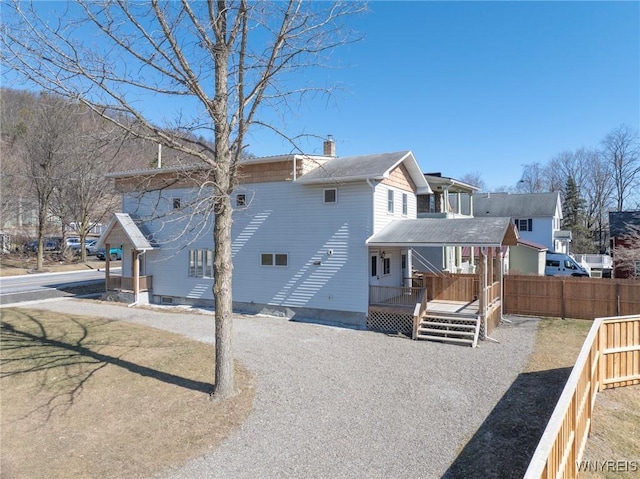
top-left (213, 196), bottom-right (235, 399)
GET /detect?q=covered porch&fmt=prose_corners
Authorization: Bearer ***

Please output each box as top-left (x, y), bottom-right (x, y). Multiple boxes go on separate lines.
top-left (95, 213), bottom-right (155, 304)
top-left (366, 217), bottom-right (518, 347)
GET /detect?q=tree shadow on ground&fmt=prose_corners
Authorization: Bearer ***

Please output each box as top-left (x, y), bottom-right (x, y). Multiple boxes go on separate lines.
top-left (443, 367), bottom-right (573, 479)
top-left (1, 310), bottom-right (212, 422)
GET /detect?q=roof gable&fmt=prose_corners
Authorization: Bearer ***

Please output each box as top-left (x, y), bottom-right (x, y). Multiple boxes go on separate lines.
top-left (96, 213), bottom-right (155, 251)
top-left (297, 151), bottom-right (432, 194)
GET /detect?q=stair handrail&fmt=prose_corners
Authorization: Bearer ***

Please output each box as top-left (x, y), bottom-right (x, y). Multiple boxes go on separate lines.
top-left (412, 287), bottom-right (428, 339)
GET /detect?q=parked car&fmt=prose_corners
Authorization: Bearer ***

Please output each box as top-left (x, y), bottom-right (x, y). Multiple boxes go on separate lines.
top-left (26, 237), bottom-right (60, 252)
top-left (85, 239), bottom-right (99, 256)
top-left (96, 247), bottom-right (123, 261)
top-left (545, 252), bottom-right (590, 277)
top-left (70, 239), bottom-right (99, 256)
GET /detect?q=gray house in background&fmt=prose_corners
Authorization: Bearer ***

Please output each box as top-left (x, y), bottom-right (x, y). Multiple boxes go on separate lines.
top-left (473, 192), bottom-right (570, 254)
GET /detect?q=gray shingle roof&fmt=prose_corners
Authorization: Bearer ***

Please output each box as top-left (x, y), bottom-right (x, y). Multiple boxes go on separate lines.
top-left (367, 217), bottom-right (517, 247)
top-left (473, 192), bottom-right (560, 218)
top-left (609, 210), bottom-right (640, 237)
top-left (297, 151), bottom-right (408, 181)
top-left (96, 213), bottom-right (155, 251)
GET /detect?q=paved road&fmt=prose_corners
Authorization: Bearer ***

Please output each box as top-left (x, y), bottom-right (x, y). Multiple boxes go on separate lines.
top-left (12, 298), bottom-right (540, 479)
top-left (0, 269), bottom-right (118, 304)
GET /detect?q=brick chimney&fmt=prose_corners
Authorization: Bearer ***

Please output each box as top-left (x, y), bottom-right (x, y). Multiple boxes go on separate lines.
top-left (323, 135), bottom-right (336, 157)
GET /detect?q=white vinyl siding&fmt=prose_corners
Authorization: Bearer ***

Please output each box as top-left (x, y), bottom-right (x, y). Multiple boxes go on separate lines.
top-left (373, 184), bottom-right (417, 233)
top-left (129, 181), bottom-right (373, 315)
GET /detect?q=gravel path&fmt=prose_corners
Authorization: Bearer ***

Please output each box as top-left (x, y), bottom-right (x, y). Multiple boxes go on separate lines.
top-left (13, 298), bottom-right (540, 479)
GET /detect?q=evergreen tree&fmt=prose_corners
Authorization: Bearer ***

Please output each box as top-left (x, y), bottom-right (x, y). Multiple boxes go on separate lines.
top-left (562, 176), bottom-right (594, 253)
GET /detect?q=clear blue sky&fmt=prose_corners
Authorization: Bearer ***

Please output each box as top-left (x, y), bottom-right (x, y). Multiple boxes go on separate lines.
top-left (247, 0), bottom-right (640, 190)
top-left (4, 1), bottom-right (639, 191)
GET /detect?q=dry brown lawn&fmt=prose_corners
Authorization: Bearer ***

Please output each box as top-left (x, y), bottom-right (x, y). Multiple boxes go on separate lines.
top-left (0, 308), bottom-right (254, 479)
top-left (0, 254), bottom-right (111, 277)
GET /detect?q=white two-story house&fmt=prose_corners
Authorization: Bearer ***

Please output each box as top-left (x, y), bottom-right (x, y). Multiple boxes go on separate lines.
top-left (473, 192), bottom-right (569, 254)
top-left (99, 141), bottom-right (432, 329)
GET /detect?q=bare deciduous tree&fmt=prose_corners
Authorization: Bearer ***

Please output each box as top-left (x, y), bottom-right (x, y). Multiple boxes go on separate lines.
top-left (516, 162), bottom-right (548, 193)
top-left (1, 1), bottom-right (364, 398)
top-left (602, 124), bottom-right (640, 211)
top-left (458, 171), bottom-right (486, 192)
top-left (21, 95), bottom-right (76, 270)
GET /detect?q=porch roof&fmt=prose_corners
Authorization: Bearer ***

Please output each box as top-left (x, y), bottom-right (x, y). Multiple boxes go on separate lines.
top-left (366, 217), bottom-right (518, 247)
top-left (96, 213), bottom-right (156, 251)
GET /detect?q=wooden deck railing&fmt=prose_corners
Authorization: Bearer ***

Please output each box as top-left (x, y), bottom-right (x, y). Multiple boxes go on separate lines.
top-left (369, 285), bottom-right (423, 307)
top-left (107, 275), bottom-right (153, 292)
top-left (524, 314), bottom-right (640, 479)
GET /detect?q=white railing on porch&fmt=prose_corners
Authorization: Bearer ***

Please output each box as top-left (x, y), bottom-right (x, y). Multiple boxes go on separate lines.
top-left (369, 285), bottom-right (423, 307)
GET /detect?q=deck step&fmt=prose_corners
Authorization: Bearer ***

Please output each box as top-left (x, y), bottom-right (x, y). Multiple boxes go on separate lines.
top-left (414, 313), bottom-right (481, 348)
top-left (415, 334), bottom-right (475, 344)
top-left (417, 327), bottom-right (476, 337)
top-left (420, 319), bottom-right (476, 328)
top-left (423, 312), bottom-right (478, 321)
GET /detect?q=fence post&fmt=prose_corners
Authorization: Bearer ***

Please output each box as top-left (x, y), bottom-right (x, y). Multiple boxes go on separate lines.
top-left (616, 282), bottom-right (620, 316)
top-left (561, 279), bottom-right (565, 320)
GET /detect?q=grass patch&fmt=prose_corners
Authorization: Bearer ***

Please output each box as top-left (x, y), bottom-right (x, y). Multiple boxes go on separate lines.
top-left (0, 308), bottom-right (254, 479)
top-left (444, 317), bottom-right (593, 478)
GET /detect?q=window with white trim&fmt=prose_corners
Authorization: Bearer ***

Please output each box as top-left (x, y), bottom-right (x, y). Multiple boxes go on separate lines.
top-left (261, 253), bottom-right (288, 267)
top-left (324, 188), bottom-right (337, 203)
top-left (387, 189), bottom-right (394, 213)
top-left (402, 193), bottom-right (408, 215)
top-left (515, 218), bottom-right (533, 232)
top-left (188, 249), bottom-right (214, 278)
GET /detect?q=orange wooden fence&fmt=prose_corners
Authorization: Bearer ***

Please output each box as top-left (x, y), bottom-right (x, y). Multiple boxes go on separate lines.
top-left (504, 275), bottom-right (640, 319)
top-left (524, 315), bottom-right (640, 479)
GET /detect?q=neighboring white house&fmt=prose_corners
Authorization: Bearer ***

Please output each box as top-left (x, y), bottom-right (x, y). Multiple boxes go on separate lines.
top-left (473, 192), bottom-right (570, 254)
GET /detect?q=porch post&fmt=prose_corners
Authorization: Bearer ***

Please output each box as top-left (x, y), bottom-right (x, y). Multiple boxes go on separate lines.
top-left (105, 242), bottom-right (110, 291)
top-left (133, 249), bottom-right (140, 301)
top-left (498, 248), bottom-right (504, 320)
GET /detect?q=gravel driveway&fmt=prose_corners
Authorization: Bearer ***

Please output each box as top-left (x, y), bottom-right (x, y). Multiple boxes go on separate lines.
top-left (15, 298), bottom-right (539, 479)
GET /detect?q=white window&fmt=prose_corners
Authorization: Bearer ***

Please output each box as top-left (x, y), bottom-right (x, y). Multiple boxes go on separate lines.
top-left (236, 194), bottom-right (246, 207)
top-left (402, 193), bottom-right (408, 215)
top-left (324, 188), bottom-right (337, 203)
top-left (387, 189), bottom-right (394, 213)
top-left (188, 249), bottom-right (214, 278)
top-left (383, 257), bottom-right (391, 275)
top-left (261, 253), bottom-right (288, 267)
top-left (515, 218), bottom-right (533, 232)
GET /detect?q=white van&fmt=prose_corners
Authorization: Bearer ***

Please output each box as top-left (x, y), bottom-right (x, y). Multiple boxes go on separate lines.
top-left (545, 252), bottom-right (590, 277)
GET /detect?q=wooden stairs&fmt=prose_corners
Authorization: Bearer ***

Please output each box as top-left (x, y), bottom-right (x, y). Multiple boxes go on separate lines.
top-left (415, 312), bottom-right (481, 347)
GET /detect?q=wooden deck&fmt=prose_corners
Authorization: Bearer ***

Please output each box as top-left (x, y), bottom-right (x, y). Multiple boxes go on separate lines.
top-left (427, 299), bottom-right (479, 316)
